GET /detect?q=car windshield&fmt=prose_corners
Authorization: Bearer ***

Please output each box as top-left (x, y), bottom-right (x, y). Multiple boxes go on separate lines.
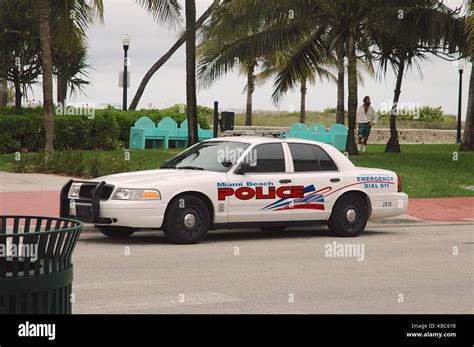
top-left (161, 141), bottom-right (250, 172)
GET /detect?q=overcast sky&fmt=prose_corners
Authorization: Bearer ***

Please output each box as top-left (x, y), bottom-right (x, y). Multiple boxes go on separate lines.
top-left (33, 0), bottom-right (471, 119)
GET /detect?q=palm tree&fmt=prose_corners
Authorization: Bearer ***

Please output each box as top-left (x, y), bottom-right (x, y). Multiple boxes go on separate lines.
top-left (197, 0), bottom-right (271, 126)
top-left (461, 0), bottom-right (473, 151)
top-left (37, 0), bottom-right (55, 154)
top-left (462, 64), bottom-right (473, 151)
top-left (135, 0), bottom-right (201, 146)
top-left (256, 51), bottom-right (336, 124)
top-left (0, 0), bottom-right (42, 113)
top-left (198, 1), bottom-right (331, 126)
top-left (129, 0), bottom-right (219, 110)
top-left (185, 0), bottom-right (198, 145)
top-left (37, 0), bottom-right (104, 153)
top-left (50, 0), bottom-right (103, 105)
top-left (242, 59), bottom-right (257, 126)
top-left (53, 42), bottom-right (91, 103)
top-left (371, 1), bottom-right (466, 152)
top-left (335, 42), bottom-right (345, 124)
top-left (37, 0), bottom-right (180, 152)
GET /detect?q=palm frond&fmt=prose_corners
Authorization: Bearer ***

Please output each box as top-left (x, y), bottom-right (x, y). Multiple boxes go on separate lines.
top-left (136, 0), bottom-right (182, 28)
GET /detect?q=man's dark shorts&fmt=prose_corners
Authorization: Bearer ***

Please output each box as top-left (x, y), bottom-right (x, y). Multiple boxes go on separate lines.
top-left (358, 123), bottom-right (371, 139)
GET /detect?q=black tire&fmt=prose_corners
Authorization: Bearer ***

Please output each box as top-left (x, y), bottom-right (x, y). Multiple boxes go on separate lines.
top-left (260, 226), bottom-right (286, 232)
top-left (163, 195), bottom-right (210, 244)
top-left (97, 226), bottom-right (136, 238)
top-left (327, 193), bottom-right (368, 237)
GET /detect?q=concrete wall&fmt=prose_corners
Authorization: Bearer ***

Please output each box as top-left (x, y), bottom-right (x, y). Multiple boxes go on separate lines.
top-left (222, 126), bottom-right (457, 144)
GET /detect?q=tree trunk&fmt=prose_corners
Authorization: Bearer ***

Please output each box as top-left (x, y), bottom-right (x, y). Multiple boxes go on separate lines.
top-left (300, 78), bottom-right (306, 124)
top-left (0, 74), bottom-right (7, 107)
top-left (460, 63), bottom-right (474, 151)
top-left (13, 68), bottom-right (22, 114)
top-left (185, 0), bottom-right (198, 146)
top-left (336, 44), bottom-right (345, 125)
top-left (346, 35), bottom-right (358, 154)
top-left (385, 58), bottom-right (405, 153)
top-left (245, 61), bottom-right (256, 126)
top-left (38, 0), bottom-right (55, 154)
top-left (57, 72), bottom-right (67, 105)
top-left (129, 0), bottom-right (220, 110)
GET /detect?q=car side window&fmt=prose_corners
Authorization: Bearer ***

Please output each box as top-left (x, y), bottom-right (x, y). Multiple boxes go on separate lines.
top-left (312, 145), bottom-right (338, 171)
top-left (288, 143), bottom-right (321, 172)
top-left (245, 143), bottom-right (286, 173)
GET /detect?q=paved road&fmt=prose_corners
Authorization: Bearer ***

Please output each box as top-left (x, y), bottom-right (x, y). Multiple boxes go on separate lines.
top-left (72, 220), bottom-right (473, 314)
top-left (1, 172), bottom-right (472, 313)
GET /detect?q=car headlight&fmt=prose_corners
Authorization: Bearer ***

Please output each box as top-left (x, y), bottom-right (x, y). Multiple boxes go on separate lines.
top-left (112, 188), bottom-right (161, 200)
top-left (68, 183), bottom-right (81, 198)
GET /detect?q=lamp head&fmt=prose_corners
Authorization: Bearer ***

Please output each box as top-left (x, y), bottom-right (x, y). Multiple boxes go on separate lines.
top-left (122, 34), bottom-right (130, 49)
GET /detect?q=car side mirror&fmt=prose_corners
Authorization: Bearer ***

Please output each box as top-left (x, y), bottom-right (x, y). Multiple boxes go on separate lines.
top-left (221, 160), bottom-right (235, 168)
top-left (234, 162), bottom-right (253, 175)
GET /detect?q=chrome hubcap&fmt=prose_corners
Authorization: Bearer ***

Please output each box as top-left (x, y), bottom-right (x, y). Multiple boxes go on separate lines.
top-left (183, 213), bottom-right (196, 228)
top-left (346, 209), bottom-right (357, 223)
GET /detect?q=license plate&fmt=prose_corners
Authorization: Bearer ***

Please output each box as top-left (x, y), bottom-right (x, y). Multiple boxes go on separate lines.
top-left (75, 204), bottom-right (92, 221)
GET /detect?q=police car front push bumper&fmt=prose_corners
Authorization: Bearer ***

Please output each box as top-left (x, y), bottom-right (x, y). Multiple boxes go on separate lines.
top-left (60, 179), bottom-right (114, 224)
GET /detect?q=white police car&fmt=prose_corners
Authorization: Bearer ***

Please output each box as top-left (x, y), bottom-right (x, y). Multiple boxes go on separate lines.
top-left (60, 137), bottom-right (408, 244)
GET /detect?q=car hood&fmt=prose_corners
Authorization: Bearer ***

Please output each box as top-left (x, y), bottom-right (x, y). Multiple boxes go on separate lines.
top-left (92, 169), bottom-right (219, 187)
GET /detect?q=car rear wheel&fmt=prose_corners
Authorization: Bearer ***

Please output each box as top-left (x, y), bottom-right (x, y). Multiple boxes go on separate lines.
top-left (97, 226), bottom-right (136, 238)
top-left (163, 195), bottom-right (210, 244)
top-left (327, 193), bottom-right (368, 237)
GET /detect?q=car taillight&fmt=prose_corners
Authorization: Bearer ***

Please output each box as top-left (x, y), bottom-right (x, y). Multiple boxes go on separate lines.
top-left (396, 173), bottom-right (402, 192)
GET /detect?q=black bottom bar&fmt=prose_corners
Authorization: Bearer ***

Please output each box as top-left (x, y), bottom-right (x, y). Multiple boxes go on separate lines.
top-left (0, 314), bottom-right (472, 345)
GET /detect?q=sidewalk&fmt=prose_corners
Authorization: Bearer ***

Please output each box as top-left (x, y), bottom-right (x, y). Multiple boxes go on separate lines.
top-left (0, 172), bottom-right (473, 223)
top-left (407, 197), bottom-right (474, 223)
top-left (0, 172), bottom-right (70, 217)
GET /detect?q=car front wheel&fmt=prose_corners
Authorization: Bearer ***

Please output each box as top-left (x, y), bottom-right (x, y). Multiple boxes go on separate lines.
top-left (163, 195), bottom-right (210, 244)
top-left (97, 226), bottom-right (136, 238)
top-left (327, 193), bottom-right (368, 237)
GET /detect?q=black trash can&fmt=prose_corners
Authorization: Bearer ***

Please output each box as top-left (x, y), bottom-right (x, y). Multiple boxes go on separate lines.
top-left (0, 215), bottom-right (83, 314)
top-left (220, 111), bottom-right (235, 131)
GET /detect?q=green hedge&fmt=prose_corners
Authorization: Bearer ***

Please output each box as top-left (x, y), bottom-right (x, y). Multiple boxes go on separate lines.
top-left (0, 105), bottom-right (212, 153)
top-left (0, 114), bottom-right (44, 153)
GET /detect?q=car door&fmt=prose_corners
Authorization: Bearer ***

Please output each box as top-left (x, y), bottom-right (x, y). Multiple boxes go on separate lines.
top-left (285, 143), bottom-right (345, 221)
top-left (225, 143), bottom-right (296, 222)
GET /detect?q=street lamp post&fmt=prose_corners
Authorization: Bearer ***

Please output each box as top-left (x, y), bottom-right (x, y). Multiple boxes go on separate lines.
top-left (456, 60), bottom-right (464, 144)
top-left (122, 34), bottom-right (130, 111)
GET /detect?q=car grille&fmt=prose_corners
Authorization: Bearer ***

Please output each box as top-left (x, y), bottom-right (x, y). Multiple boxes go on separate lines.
top-left (79, 183), bottom-right (114, 200)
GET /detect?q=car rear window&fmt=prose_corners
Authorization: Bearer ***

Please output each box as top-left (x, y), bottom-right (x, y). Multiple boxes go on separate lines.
top-left (288, 143), bottom-right (320, 172)
top-left (288, 143), bottom-right (338, 172)
top-left (312, 145), bottom-right (338, 171)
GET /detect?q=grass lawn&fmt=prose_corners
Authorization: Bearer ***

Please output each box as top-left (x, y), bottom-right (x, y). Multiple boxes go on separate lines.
top-left (349, 144), bottom-right (474, 198)
top-left (0, 144), bottom-right (472, 198)
top-left (0, 148), bottom-right (182, 177)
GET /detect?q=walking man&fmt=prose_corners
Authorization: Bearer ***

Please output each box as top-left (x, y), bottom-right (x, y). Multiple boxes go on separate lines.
top-left (356, 96), bottom-right (377, 152)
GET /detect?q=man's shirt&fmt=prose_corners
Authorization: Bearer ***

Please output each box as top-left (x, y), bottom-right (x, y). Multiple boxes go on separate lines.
top-left (356, 105), bottom-right (377, 124)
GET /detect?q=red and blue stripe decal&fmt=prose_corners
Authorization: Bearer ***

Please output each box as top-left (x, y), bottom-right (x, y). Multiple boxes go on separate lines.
top-left (262, 184), bottom-right (328, 211)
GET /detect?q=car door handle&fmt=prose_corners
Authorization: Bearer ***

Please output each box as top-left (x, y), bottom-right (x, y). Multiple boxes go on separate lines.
top-left (279, 179), bottom-right (292, 184)
top-left (330, 178), bottom-right (340, 182)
